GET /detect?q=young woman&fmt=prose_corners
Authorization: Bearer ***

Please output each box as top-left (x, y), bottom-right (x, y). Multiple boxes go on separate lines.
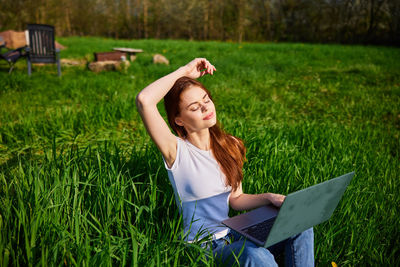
top-left (136, 58), bottom-right (314, 266)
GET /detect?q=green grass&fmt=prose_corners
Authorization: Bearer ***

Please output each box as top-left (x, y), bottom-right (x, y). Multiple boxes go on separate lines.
top-left (0, 37), bottom-right (399, 266)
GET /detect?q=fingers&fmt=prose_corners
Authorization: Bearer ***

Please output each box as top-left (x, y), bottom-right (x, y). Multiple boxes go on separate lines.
top-left (204, 61), bottom-right (216, 75)
top-left (271, 193), bottom-right (286, 207)
top-left (185, 58), bottom-right (217, 78)
top-left (194, 58), bottom-right (216, 76)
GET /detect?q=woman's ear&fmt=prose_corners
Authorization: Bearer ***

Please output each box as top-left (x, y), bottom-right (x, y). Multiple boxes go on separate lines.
top-left (175, 117), bottom-right (184, 126)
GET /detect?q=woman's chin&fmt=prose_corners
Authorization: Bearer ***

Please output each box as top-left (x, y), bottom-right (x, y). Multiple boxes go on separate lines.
top-left (207, 118), bottom-right (217, 127)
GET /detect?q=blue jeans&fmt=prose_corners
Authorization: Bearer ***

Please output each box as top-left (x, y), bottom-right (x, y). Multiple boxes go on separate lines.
top-left (211, 228), bottom-right (314, 267)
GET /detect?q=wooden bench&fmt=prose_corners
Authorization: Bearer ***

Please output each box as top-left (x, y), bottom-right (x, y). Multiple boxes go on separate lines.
top-left (113, 48), bottom-right (143, 61)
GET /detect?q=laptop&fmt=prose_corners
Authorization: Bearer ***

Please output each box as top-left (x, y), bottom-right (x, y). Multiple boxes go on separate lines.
top-left (222, 172), bottom-right (354, 248)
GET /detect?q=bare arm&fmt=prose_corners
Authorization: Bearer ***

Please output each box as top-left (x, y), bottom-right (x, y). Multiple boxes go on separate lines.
top-left (136, 58), bottom-right (216, 167)
top-left (229, 183), bottom-right (286, 211)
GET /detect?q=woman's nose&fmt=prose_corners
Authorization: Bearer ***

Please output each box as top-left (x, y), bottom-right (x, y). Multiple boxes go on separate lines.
top-left (201, 104), bottom-right (208, 112)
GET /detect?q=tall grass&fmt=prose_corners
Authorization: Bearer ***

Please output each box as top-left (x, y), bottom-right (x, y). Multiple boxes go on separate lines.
top-left (0, 38), bottom-right (399, 266)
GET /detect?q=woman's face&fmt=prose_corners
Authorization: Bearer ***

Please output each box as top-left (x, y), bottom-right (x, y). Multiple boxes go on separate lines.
top-left (175, 86), bottom-right (217, 133)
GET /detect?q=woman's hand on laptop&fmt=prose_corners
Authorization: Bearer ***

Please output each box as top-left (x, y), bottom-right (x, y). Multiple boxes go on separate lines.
top-left (267, 193), bottom-right (286, 208)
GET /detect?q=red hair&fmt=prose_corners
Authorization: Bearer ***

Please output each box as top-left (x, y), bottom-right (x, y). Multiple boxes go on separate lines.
top-left (164, 77), bottom-right (246, 191)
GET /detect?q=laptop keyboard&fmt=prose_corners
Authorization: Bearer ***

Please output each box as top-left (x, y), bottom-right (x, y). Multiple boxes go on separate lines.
top-left (242, 218), bottom-right (276, 242)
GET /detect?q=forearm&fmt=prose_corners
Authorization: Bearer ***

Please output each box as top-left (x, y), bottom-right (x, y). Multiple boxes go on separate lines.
top-left (136, 66), bottom-right (187, 108)
top-left (229, 193), bottom-right (272, 211)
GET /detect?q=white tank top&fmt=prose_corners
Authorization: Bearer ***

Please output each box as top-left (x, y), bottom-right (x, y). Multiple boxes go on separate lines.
top-left (163, 137), bottom-right (231, 242)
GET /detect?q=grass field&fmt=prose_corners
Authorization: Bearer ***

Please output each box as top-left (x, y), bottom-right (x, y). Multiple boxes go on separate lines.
top-left (0, 37), bottom-right (399, 266)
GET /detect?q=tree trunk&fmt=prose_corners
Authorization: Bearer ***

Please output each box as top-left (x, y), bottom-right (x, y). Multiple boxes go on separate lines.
top-left (264, 0), bottom-right (271, 40)
top-left (65, 0), bottom-right (72, 35)
top-left (143, 0), bottom-right (148, 38)
top-left (203, 0), bottom-right (210, 40)
top-left (238, 0), bottom-right (244, 43)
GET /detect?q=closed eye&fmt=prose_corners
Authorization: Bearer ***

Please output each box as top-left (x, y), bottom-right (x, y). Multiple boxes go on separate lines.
top-left (190, 106), bottom-right (200, 111)
top-left (187, 94), bottom-right (211, 111)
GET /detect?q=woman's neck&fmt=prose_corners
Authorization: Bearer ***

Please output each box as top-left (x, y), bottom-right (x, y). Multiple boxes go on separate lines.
top-left (186, 129), bottom-right (211, 151)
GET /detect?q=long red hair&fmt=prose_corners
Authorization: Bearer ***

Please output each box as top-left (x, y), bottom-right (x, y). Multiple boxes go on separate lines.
top-left (164, 77), bottom-right (246, 191)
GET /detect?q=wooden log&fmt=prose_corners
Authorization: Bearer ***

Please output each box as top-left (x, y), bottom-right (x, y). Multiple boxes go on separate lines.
top-left (88, 60), bottom-right (130, 72)
top-left (94, 51), bottom-right (126, 62)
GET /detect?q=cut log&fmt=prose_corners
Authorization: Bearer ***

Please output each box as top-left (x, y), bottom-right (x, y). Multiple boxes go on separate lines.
top-left (153, 54), bottom-right (169, 65)
top-left (94, 51), bottom-right (127, 62)
top-left (88, 60), bottom-right (130, 73)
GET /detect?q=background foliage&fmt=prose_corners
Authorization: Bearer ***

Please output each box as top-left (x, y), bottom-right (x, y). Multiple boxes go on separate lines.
top-left (0, 0), bottom-right (399, 45)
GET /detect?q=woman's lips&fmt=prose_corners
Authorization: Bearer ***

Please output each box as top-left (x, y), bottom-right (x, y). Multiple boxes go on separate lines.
top-left (203, 112), bottom-right (214, 120)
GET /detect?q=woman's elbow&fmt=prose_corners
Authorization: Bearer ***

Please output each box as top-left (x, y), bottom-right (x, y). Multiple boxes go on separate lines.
top-left (135, 92), bottom-right (149, 110)
top-left (229, 198), bottom-right (245, 211)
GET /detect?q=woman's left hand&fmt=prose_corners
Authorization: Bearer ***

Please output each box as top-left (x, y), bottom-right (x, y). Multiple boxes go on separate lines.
top-left (268, 193), bottom-right (286, 208)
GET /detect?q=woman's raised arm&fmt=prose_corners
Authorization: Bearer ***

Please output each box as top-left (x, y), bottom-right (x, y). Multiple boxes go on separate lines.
top-left (135, 58), bottom-right (216, 167)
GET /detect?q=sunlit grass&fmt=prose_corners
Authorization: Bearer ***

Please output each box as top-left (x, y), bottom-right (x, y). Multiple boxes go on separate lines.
top-left (0, 38), bottom-right (399, 266)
